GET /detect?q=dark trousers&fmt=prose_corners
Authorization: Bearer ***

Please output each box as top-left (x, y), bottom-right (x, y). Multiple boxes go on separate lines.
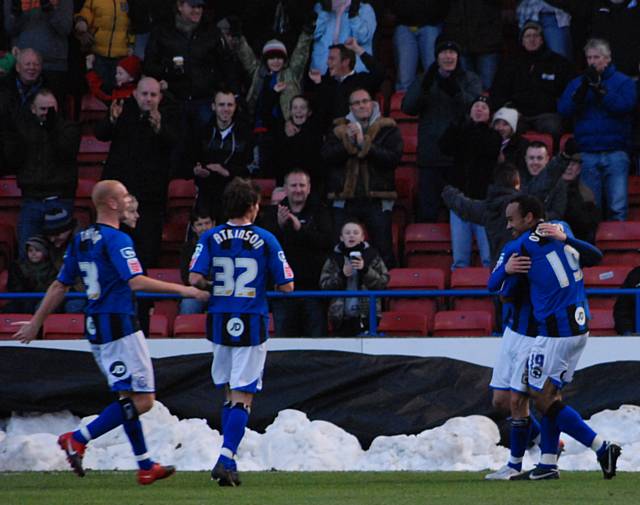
top-left (418, 166), bottom-right (447, 223)
top-left (133, 201), bottom-right (165, 270)
top-left (271, 298), bottom-right (328, 337)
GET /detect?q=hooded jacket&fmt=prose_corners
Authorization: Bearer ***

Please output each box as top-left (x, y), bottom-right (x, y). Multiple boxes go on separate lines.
top-left (75, 0), bottom-right (133, 58)
top-left (321, 102), bottom-right (403, 201)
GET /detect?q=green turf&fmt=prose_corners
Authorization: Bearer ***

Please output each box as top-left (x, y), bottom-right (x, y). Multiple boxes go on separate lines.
top-left (0, 471), bottom-right (636, 505)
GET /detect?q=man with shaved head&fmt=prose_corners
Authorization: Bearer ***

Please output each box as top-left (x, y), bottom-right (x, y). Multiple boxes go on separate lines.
top-left (13, 179), bottom-right (209, 485)
top-left (96, 77), bottom-right (180, 270)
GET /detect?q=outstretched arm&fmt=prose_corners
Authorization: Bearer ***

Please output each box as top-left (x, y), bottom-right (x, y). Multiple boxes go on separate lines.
top-left (129, 275), bottom-right (210, 301)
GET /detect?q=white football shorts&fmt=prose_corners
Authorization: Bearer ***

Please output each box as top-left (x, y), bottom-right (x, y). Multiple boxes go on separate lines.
top-left (527, 333), bottom-right (588, 391)
top-left (91, 330), bottom-right (155, 393)
top-left (489, 326), bottom-right (535, 394)
top-left (211, 342), bottom-right (267, 393)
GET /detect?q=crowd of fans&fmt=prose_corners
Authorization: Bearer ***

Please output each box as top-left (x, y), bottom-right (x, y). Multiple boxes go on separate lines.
top-left (1, 0), bottom-right (640, 336)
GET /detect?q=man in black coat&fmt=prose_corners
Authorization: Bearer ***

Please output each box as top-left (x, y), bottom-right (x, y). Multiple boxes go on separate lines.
top-left (95, 77), bottom-right (180, 269)
top-left (490, 20), bottom-right (574, 138)
top-left (4, 88), bottom-right (80, 258)
top-left (257, 169), bottom-right (333, 337)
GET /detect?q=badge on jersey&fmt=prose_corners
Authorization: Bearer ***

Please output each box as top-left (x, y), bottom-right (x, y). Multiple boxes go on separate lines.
top-left (190, 244), bottom-right (203, 270)
top-left (127, 258), bottom-right (143, 274)
top-left (120, 247), bottom-right (137, 259)
top-left (278, 251), bottom-right (294, 279)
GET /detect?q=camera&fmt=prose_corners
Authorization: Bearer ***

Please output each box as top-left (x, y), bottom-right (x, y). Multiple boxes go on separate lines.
top-left (349, 251), bottom-right (362, 261)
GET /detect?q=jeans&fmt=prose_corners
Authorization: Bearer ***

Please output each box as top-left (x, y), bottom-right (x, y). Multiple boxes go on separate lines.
top-left (271, 298), bottom-right (328, 337)
top-left (460, 53), bottom-right (499, 90)
top-left (580, 151), bottom-right (629, 221)
top-left (18, 197), bottom-right (74, 259)
top-left (179, 297), bottom-right (207, 314)
top-left (393, 24), bottom-right (442, 91)
top-left (332, 198), bottom-right (394, 268)
top-left (449, 210), bottom-right (491, 270)
top-left (538, 13), bottom-right (573, 62)
top-left (133, 33), bottom-right (150, 60)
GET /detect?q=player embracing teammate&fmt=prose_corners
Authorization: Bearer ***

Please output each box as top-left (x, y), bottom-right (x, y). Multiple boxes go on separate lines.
top-left (487, 195), bottom-right (621, 480)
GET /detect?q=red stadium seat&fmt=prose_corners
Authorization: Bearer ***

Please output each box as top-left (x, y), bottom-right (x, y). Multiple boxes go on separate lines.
top-left (398, 122), bottom-right (417, 164)
top-left (522, 131), bottom-right (553, 155)
top-left (629, 175), bottom-right (640, 207)
top-left (147, 268), bottom-right (182, 333)
top-left (77, 135), bottom-right (111, 164)
top-left (79, 93), bottom-right (108, 123)
top-left (583, 265), bottom-right (633, 309)
top-left (395, 165), bottom-right (418, 220)
top-left (78, 164), bottom-right (104, 181)
top-left (0, 177), bottom-right (22, 211)
top-left (173, 314), bottom-right (206, 338)
top-left (388, 92), bottom-right (416, 122)
top-left (450, 267), bottom-right (494, 323)
top-left (251, 178), bottom-right (277, 202)
top-left (159, 222), bottom-right (188, 267)
top-left (404, 223), bottom-right (452, 282)
top-left (167, 178), bottom-right (196, 224)
top-left (378, 311), bottom-right (429, 336)
top-left (43, 314), bottom-right (85, 340)
top-left (149, 314), bottom-right (169, 338)
top-left (387, 267), bottom-right (445, 326)
top-left (589, 308), bottom-right (616, 336)
top-left (596, 221), bottom-right (640, 249)
top-left (0, 313), bottom-right (32, 340)
top-left (432, 310), bottom-right (493, 337)
top-left (75, 178), bottom-right (97, 222)
top-left (147, 268), bottom-right (182, 284)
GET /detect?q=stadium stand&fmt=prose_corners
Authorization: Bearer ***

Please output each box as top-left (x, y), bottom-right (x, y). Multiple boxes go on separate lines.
top-left (432, 310), bottom-right (494, 337)
top-left (378, 311), bottom-right (430, 336)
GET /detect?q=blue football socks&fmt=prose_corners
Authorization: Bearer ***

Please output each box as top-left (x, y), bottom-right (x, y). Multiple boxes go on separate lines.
top-left (123, 418), bottom-right (153, 470)
top-left (73, 401), bottom-right (125, 444)
top-left (220, 404), bottom-right (249, 467)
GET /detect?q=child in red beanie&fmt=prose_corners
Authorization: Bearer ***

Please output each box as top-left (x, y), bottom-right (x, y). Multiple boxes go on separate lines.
top-left (85, 54), bottom-right (142, 103)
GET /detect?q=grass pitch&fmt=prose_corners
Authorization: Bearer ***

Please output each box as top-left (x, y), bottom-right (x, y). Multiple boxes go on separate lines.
top-left (0, 471), bottom-right (637, 505)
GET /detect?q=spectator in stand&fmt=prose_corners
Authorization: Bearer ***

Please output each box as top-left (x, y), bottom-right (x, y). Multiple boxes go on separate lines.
top-left (127, 0), bottom-right (176, 59)
top-left (490, 20), bottom-right (573, 138)
top-left (308, 37), bottom-right (385, 131)
top-left (442, 0), bottom-right (502, 90)
top-left (272, 96), bottom-right (324, 191)
top-left (96, 77), bottom-right (180, 269)
top-left (42, 207), bottom-right (85, 313)
top-left (390, 0), bottom-right (449, 92)
top-left (558, 38), bottom-right (637, 221)
top-left (0, 48), bottom-right (46, 124)
top-left (144, 0), bottom-right (239, 176)
top-left (3, 235), bottom-right (57, 314)
top-left (521, 140), bottom-right (567, 220)
top-left (4, 0), bottom-right (73, 102)
top-left (229, 21), bottom-right (314, 177)
top-left (321, 88), bottom-right (403, 268)
top-left (401, 36), bottom-right (482, 222)
top-left (560, 139), bottom-right (601, 243)
top-left (310, 0), bottom-right (376, 75)
top-left (3, 89), bottom-right (79, 257)
top-left (85, 54), bottom-right (141, 103)
top-left (192, 89), bottom-right (253, 222)
top-left (319, 220), bottom-right (389, 336)
top-left (178, 208), bottom-right (214, 314)
top-left (516, 1), bottom-right (573, 61)
top-left (442, 163), bottom-right (522, 265)
top-left (257, 169), bottom-right (333, 336)
top-left (546, 0), bottom-right (640, 79)
top-left (439, 95), bottom-right (502, 269)
top-left (492, 106), bottom-right (528, 175)
top-left (74, 0), bottom-right (133, 94)
top-left (120, 194), bottom-right (140, 236)
top-left (614, 266), bottom-right (640, 335)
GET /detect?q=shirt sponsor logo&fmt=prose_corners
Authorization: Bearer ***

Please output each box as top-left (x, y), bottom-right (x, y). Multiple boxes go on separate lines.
top-left (127, 258), bottom-right (143, 274)
top-left (109, 361), bottom-right (127, 378)
top-left (190, 244), bottom-right (203, 270)
top-left (226, 317), bottom-right (244, 337)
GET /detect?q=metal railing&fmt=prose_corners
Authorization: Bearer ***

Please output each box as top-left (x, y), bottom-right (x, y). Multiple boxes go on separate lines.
top-left (2, 288), bottom-right (640, 336)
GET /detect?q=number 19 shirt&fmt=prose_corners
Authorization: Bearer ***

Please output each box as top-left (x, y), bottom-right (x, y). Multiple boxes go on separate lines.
top-left (190, 223), bottom-right (294, 347)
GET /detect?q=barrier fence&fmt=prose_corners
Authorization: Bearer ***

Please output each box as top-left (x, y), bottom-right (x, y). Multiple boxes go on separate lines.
top-left (2, 288), bottom-right (640, 336)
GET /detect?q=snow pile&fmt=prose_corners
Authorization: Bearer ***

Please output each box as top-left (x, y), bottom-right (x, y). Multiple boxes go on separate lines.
top-left (1, 403), bottom-right (639, 472)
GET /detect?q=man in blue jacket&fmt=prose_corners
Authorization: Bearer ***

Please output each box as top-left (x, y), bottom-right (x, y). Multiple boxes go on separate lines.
top-left (558, 38), bottom-right (637, 221)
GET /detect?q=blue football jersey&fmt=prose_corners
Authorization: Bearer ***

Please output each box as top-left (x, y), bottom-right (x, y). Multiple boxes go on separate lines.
top-left (57, 224), bottom-right (144, 343)
top-left (190, 223), bottom-right (294, 346)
